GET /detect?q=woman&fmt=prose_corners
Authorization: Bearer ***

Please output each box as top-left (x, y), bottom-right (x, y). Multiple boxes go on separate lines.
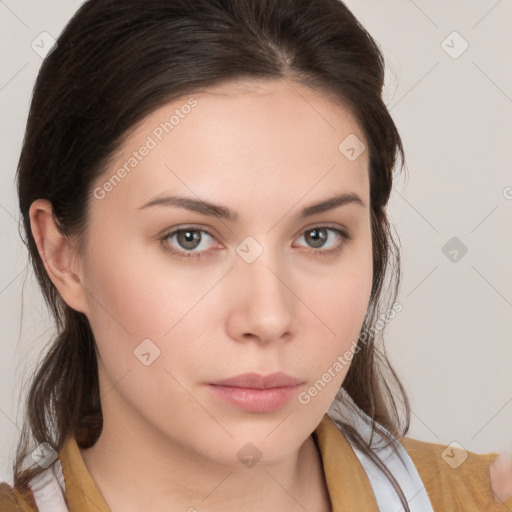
top-left (1, 0), bottom-right (511, 510)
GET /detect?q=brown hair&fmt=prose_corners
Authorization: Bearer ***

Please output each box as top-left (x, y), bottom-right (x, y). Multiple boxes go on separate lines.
top-left (13, 0), bottom-right (410, 508)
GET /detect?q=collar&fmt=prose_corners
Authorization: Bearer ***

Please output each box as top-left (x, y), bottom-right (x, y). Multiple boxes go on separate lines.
top-left (58, 435), bottom-right (110, 511)
top-left (312, 413), bottom-right (380, 510)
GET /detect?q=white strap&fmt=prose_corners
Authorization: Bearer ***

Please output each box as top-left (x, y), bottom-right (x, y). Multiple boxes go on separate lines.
top-left (328, 389), bottom-right (434, 512)
top-left (28, 459), bottom-right (69, 512)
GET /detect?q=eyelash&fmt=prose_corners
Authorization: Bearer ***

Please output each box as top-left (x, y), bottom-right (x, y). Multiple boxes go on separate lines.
top-left (159, 225), bottom-right (352, 260)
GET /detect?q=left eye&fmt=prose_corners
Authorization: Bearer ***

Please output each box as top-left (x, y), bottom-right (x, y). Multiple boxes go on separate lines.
top-left (294, 226), bottom-right (347, 252)
top-left (160, 226), bottom-right (350, 259)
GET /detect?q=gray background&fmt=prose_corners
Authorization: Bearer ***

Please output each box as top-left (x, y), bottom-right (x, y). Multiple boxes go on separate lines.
top-left (1, 0), bottom-right (511, 484)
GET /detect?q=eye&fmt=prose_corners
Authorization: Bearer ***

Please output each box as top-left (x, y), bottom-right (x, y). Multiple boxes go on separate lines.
top-left (294, 226), bottom-right (351, 257)
top-left (160, 225), bottom-right (351, 259)
top-left (160, 226), bottom-right (217, 258)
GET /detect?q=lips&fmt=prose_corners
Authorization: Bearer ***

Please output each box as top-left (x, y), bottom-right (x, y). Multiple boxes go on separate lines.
top-left (206, 372), bottom-right (304, 413)
top-left (209, 371), bottom-right (304, 389)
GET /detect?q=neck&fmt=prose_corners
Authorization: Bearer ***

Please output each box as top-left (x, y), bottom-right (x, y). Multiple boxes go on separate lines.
top-left (79, 411), bottom-right (332, 512)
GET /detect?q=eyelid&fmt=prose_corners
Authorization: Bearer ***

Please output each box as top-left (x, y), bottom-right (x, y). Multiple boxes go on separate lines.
top-left (294, 221), bottom-right (350, 238)
top-left (158, 223), bottom-right (221, 244)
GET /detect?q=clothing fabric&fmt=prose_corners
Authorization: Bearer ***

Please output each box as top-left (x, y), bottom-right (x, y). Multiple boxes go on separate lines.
top-left (1, 392), bottom-right (511, 511)
top-left (326, 391), bottom-right (434, 511)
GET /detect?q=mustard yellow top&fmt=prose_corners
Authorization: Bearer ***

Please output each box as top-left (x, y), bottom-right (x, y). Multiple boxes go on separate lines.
top-left (1, 414), bottom-right (512, 511)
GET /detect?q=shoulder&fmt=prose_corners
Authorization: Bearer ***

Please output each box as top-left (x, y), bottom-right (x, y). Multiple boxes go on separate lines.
top-left (0, 481), bottom-right (38, 511)
top-left (399, 436), bottom-right (512, 511)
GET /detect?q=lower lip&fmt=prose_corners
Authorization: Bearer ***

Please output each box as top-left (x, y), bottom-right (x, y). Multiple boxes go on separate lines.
top-left (206, 384), bottom-right (302, 412)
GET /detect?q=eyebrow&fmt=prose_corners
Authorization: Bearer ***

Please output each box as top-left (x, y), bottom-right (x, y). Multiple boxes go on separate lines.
top-left (138, 192), bottom-right (366, 222)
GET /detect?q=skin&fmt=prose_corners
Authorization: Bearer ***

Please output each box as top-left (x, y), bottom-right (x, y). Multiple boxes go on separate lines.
top-left (29, 78), bottom-right (374, 512)
top-left (490, 451), bottom-right (512, 503)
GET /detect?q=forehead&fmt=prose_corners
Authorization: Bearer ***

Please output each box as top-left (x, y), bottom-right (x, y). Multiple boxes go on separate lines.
top-left (93, 78), bottom-right (369, 217)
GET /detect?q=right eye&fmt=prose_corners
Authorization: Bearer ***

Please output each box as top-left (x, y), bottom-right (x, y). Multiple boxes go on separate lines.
top-left (160, 226), bottom-right (218, 258)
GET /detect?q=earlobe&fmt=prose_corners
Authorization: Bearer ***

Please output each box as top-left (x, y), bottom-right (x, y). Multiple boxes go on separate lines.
top-left (28, 199), bottom-right (89, 314)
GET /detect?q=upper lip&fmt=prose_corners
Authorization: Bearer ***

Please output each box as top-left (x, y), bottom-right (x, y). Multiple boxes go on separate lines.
top-left (209, 372), bottom-right (304, 389)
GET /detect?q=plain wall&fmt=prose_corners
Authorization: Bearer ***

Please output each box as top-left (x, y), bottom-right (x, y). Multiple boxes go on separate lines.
top-left (1, 0), bottom-right (511, 484)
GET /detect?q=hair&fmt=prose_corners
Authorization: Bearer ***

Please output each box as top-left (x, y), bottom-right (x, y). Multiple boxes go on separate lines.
top-left (12, 0), bottom-right (411, 509)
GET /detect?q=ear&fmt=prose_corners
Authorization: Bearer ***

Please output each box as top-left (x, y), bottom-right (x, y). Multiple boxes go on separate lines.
top-left (28, 199), bottom-right (89, 315)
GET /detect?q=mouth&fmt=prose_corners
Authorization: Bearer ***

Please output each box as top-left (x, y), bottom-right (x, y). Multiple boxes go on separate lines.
top-left (205, 383), bottom-right (303, 413)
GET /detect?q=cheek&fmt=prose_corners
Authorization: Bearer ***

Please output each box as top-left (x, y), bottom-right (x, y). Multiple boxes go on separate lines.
top-left (82, 228), bottom-right (204, 336)
top-left (309, 273), bottom-right (371, 358)
top-left (80, 231), bottom-right (224, 388)
top-left (317, 239), bottom-right (373, 333)
top-left (81, 239), bottom-right (211, 419)
top-left (299, 243), bottom-right (373, 383)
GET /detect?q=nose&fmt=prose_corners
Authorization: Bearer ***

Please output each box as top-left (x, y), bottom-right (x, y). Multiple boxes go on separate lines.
top-left (226, 246), bottom-right (294, 345)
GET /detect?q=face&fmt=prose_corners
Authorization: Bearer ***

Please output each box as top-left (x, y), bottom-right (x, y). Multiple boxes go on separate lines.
top-left (77, 78), bottom-right (373, 466)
